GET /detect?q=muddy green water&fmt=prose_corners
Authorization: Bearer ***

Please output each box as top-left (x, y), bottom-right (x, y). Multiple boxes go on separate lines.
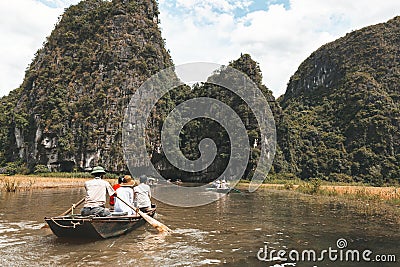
top-left (0, 186), bottom-right (398, 267)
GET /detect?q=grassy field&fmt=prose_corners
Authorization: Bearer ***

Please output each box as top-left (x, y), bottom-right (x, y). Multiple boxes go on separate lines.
top-left (238, 179), bottom-right (400, 203)
top-left (241, 183), bottom-right (400, 202)
top-left (0, 174), bottom-right (118, 191)
top-left (2, 174), bottom-right (399, 200)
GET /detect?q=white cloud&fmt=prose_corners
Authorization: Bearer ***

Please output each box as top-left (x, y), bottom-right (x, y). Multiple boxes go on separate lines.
top-left (0, 0), bottom-right (64, 96)
top-left (159, 0), bottom-right (400, 97)
top-left (0, 0), bottom-right (399, 98)
top-left (175, 0), bottom-right (252, 12)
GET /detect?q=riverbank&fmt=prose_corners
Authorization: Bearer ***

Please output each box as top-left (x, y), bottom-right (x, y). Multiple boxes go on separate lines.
top-left (238, 180), bottom-right (400, 203)
top-left (237, 181), bottom-right (400, 225)
top-left (2, 175), bottom-right (399, 202)
top-left (0, 174), bottom-right (116, 191)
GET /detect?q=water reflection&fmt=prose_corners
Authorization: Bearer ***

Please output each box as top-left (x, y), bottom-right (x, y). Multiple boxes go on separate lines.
top-left (0, 187), bottom-right (398, 266)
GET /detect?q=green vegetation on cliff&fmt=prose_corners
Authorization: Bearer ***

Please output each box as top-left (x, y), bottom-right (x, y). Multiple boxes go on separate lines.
top-left (1, 0), bottom-right (172, 172)
top-left (149, 54), bottom-right (278, 181)
top-left (278, 16), bottom-right (400, 185)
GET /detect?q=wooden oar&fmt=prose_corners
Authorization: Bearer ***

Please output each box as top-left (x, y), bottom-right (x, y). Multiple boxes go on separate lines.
top-left (59, 197), bottom-right (86, 216)
top-left (115, 195), bottom-right (172, 234)
top-left (42, 197), bottom-right (86, 229)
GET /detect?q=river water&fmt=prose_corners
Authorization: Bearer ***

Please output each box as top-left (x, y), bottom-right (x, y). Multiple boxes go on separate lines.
top-left (0, 186), bottom-right (398, 267)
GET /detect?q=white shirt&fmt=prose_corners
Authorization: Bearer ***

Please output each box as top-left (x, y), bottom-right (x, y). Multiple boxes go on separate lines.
top-left (134, 183), bottom-right (151, 208)
top-left (220, 180), bottom-right (228, 189)
top-left (83, 177), bottom-right (115, 208)
top-left (114, 186), bottom-right (135, 215)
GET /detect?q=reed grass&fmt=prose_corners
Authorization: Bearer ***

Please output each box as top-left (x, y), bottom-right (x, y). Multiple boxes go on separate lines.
top-left (37, 172), bottom-right (92, 178)
top-left (238, 179), bottom-right (400, 205)
top-left (36, 172), bottom-right (119, 179)
top-left (320, 185), bottom-right (400, 202)
top-left (1, 177), bottom-right (21, 192)
top-left (0, 174), bottom-right (119, 191)
top-left (296, 178), bottom-right (322, 194)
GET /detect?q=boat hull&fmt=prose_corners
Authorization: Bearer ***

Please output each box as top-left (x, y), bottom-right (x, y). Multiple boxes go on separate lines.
top-left (205, 187), bottom-right (231, 194)
top-left (45, 208), bottom-right (156, 239)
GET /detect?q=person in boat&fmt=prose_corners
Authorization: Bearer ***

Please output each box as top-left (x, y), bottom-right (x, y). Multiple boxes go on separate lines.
top-left (210, 179), bottom-right (218, 188)
top-left (114, 175), bottom-right (137, 215)
top-left (220, 179), bottom-right (228, 189)
top-left (134, 175), bottom-right (152, 212)
top-left (109, 175), bottom-right (124, 208)
top-left (81, 166), bottom-right (116, 217)
top-left (147, 177), bottom-right (157, 186)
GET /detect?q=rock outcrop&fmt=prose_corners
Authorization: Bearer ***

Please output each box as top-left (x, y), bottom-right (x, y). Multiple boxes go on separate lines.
top-left (4, 0), bottom-right (172, 171)
top-left (278, 16), bottom-right (400, 184)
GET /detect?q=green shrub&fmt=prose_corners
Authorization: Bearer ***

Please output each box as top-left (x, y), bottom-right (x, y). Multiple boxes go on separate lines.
top-left (5, 162), bottom-right (19, 176)
top-left (310, 178), bottom-right (322, 193)
top-left (4, 161), bottom-right (30, 175)
top-left (34, 164), bottom-right (50, 174)
top-left (284, 181), bottom-right (295, 190)
top-left (297, 178), bottom-right (321, 195)
top-left (328, 173), bottom-right (353, 183)
top-left (105, 173), bottom-right (118, 179)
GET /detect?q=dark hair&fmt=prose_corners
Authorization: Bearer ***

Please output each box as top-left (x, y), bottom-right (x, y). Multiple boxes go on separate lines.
top-left (118, 176), bottom-right (125, 184)
top-left (139, 175), bottom-right (147, 183)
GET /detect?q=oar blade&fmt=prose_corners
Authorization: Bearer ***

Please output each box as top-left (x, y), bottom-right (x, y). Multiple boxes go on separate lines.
top-left (116, 195), bottom-right (172, 234)
top-left (137, 210), bottom-right (172, 233)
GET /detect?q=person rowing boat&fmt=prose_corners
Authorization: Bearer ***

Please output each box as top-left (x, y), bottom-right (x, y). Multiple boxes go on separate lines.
top-left (80, 166), bottom-right (116, 217)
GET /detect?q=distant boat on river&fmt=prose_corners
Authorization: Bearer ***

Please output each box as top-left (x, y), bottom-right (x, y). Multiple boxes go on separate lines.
top-left (205, 187), bottom-right (231, 194)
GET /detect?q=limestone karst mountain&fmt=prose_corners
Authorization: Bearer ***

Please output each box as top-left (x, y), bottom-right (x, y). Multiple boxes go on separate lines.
top-left (0, 0), bottom-right (172, 172)
top-left (278, 16), bottom-right (399, 184)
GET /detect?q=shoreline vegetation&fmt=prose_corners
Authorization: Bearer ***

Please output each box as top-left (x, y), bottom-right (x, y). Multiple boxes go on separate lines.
top-left (238, 179), bottom-right (400, 225)
top-left (1, 174), bottom-right (399, 224)
top-left (1, 174), bottom-right (399, 202)
top-left (239, 178), bottom-right (400, 204)
top-left (0, 173), bottom-right (114, 192)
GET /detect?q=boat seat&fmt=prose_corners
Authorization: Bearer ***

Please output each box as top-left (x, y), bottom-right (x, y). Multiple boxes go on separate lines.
top-left (111, 211), bottom-right (128, 216)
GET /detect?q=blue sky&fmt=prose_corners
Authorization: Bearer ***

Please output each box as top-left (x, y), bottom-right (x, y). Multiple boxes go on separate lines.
top-left (0, 0), bottom-right (399, 97)
top-left (158, 0), bottom-right (291, 18)
top-left (232, 0), bottom-right (291, 17)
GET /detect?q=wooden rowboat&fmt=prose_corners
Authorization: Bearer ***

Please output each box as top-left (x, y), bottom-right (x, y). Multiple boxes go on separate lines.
top-left (44, 206), bottom-right (156, 239)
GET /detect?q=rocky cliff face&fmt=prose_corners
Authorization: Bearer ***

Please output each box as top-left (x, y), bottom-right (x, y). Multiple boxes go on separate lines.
top-left (6, 0), bottom-right (172, 172)
top-left (138, 53), bottom-right (280, 182)
top-left (278, 16), bottom-right (400, 184)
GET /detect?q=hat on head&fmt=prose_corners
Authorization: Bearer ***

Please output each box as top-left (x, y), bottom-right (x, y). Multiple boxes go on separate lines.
top-left (122, 175), bottom-right (137, 186)
top-left (118, 176), bottom-right (125, 184)
top-left (91, 166), bottom-right (106, 175)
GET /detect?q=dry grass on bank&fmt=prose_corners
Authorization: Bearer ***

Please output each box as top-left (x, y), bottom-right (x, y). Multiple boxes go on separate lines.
top-left (239, 182), bottom-right (400, 202)
top-left (321, 185), bottom-right (400, 202)
top-left (3, 175), bottom-right (400, 206)
top-left (0, 175), bottom-right (117, 191)
top-left (238, 182), bottom-right (400, 224)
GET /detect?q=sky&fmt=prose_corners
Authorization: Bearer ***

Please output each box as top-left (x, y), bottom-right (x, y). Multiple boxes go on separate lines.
top-left (0, 0), bottom-right (399, 98)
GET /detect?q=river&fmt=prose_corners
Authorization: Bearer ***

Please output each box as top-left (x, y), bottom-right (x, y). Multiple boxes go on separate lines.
top-left (0, 186), bottom-right (398, 266)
